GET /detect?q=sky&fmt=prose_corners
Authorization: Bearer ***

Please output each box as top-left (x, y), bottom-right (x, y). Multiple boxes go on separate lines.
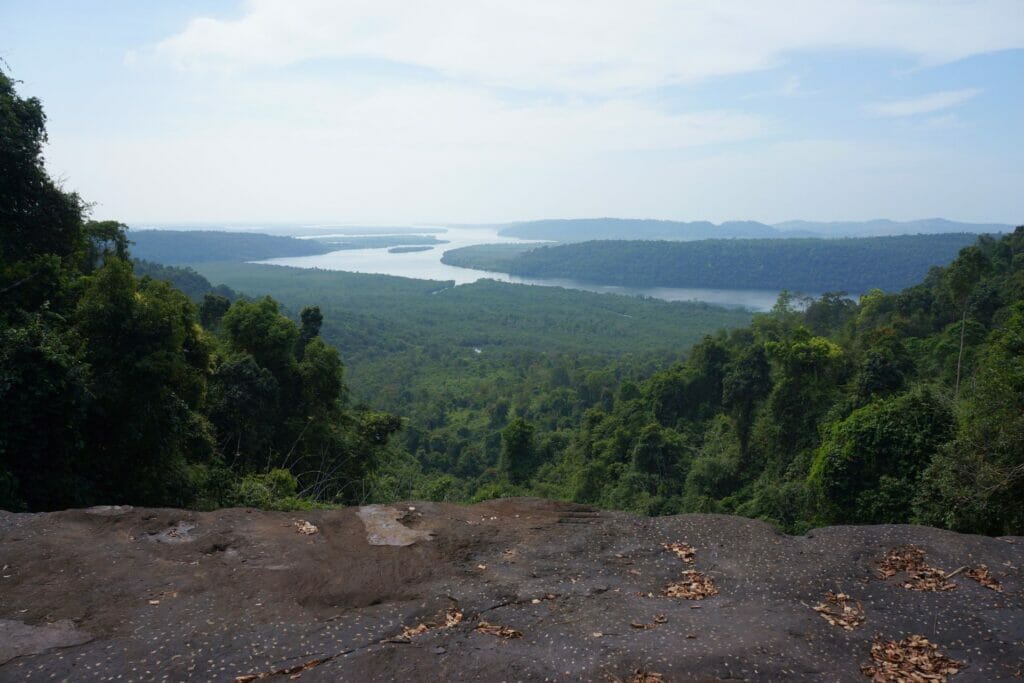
top-left (1, 0), bottom-right (1022, 226)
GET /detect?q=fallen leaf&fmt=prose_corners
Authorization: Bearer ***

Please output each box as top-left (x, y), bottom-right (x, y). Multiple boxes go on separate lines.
top-left (294, 520), bottom-right (318, 535)
top-left (476, 621), bottom-right (522, 639)
top-left (812, 591), bottom-right (865, 630)
top-left (386, 606), bottom-right (463, 642)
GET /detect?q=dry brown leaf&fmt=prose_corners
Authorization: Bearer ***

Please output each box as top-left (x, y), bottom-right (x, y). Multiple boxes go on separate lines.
top-left (630, 614), bottom-right (668, 630)
top-left (294, 520), bottom-right (318, 535)
top-left (812, 591), bottom-right (865, 630)
top-left (663, 542), bottom-right (696, 564)
top-left (965, 565), bottom-right (1003, 592)
top-left (387, 606), bottom-right (463, 642)
top-left (861, 634), bottom-right (962, 682)
top-left (664, 569), bottom-right (718, 600)
top-left (476, 621), bottom-right (522, 639)
top-left (626, 670), bottom-right (664, 683)
top-left (234, 657), bottom-right (328, 682)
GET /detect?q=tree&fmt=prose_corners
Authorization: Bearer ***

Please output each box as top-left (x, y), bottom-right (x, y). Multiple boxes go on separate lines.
top-left (946, 246), bottom-right (989, 396)
top-left (0, 71), bottom-right (86, 318)
top-left (914, 303), bottom-right (1024, 534)
top-left (199, 293), bottom-right (231, 329)
top-left (499, 417), bottom-right (537, 484)
top-left (82, 220), bottom-right (129, 273)
top-left (721, 346), bottom-right (771, 450)
top-left (298, 305), bottom-right (323, 357)
top-left (74, 259), bottom-right (215, 505)
top-left (808, 387), bottom-right (954, 524)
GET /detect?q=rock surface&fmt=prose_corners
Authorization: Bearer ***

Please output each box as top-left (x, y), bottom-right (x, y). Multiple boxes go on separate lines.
top-left (0, 498), bottom-right (1021, 681)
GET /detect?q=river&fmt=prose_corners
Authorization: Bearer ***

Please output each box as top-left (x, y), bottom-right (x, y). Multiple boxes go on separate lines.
top-left (257, 225), bottom-right (783, 311)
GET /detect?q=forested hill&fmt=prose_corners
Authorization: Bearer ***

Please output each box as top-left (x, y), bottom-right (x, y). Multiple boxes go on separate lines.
top-left (443, 234), bottom-right (981, 293)
top-left (497, 217), bottom-right (1011, 240)
top-left (127, 230), bottom-right (337, 264)
top-left (521, 228), bottom-right (1024, 535)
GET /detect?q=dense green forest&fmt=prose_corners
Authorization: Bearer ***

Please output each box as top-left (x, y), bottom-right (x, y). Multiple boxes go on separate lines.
top-left (512, 231), bottom-right (1024, 535)
top-left (444, 234), bottom-right (981, 293)
top-left (0, 72), bottom-right (400, 511)
top-left (3, 70), bottom-right (1022, 536)
top-left (189, 263), bottom-right (752, 502)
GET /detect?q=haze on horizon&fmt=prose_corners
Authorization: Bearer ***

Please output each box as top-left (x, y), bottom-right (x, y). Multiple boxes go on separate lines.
top-left (1, 0), bottom-right (1022, 226)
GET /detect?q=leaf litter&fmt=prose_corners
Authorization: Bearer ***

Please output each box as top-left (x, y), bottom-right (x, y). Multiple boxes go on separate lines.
top-left (663, 542), bottom-right (696, 564)
top-left (861, 634), bottom-right (962, 682)
top-left (812, 591), bottom-right (865, 630)
top-left (385, 606), bottom-right (464, 643)
top-left (877, 545), bottom-right (956, 592)
top-left (475, 621), bottom-right (522, 639)
top-left (664, 570), bottom-right (718, 600)
top-left (965, 565), bottom-right (1002, 592)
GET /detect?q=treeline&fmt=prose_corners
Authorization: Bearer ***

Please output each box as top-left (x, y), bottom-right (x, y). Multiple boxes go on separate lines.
top-left (496, 217), bottom-right (1009, 241)
top-left (445, 235), bottom-right (981, 293)
top-left (0, 71), bottom-right (400, 511)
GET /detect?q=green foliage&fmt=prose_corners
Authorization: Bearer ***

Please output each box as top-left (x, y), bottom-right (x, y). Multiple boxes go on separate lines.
top-left (0, 70), bottom-right (399, 511)
top-left (809, 387), bottom-right (954, 523)
top-left (499, 418), bottom-right (538, 485)
top-left (914, 302), bottom-right (1024, 534)
top-left (520, 229), bottom-right (1024, 534)
top-left (133, 259), bottom-right (237, 303)
top-left (234, 469), bottom-right (312, 510)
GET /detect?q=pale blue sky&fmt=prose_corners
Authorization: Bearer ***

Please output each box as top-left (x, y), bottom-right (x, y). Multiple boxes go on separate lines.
top-left (2, 1), bottom-right (1022, 225)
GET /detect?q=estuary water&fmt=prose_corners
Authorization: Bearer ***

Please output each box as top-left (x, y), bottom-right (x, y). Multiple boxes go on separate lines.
top-left (258, 225), bottom-right (783, 312)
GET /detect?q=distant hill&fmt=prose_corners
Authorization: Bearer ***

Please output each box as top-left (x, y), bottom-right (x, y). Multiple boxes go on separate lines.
top-left (496, 217), bottom-right (1012, 241)
top-left (444, 234), bottom-right (982, 293)
top-left (774, 217), bottom-right (1013, 237)
top-left (127, 230), bottom-right (337, 264)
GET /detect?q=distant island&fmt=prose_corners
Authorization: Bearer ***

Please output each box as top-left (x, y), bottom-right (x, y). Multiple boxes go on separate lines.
top-left (443, 233), bottom-right (982, 293)
top-left (388, 245), bottom-right (434, 253)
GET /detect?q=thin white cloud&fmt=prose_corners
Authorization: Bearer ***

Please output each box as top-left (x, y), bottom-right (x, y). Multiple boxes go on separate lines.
top-left (150, 1), bottom-right (1024, 92)
top-left (44, 78), bottom-right (766, 223)
top-left (864, 88), bottom-right (982, 117)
